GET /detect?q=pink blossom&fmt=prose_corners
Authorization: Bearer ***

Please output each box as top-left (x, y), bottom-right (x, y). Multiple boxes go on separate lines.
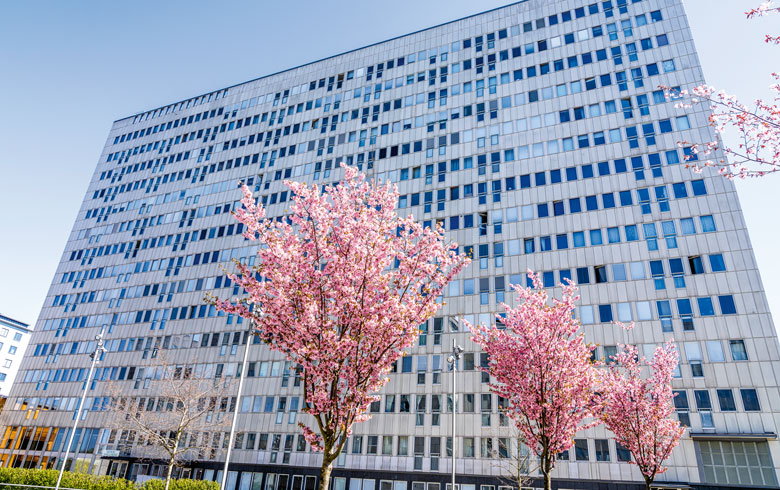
top-left (468, 271), bottom-right (598, 490)
top-left (598, 341), bottom-right (685, 490)
top-left (663, 5), bottom-right (780, 178)
top-left (211, 164), bottom-right (469, 490)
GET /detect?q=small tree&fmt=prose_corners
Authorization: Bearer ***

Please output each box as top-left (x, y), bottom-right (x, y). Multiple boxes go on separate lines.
top-left (212, 165), bottom-right (468, 490)
top-left (491, 427), bottom-right (533, 490)
top-left (469, 271), bottom-right (597, 490)
top-left (107, 356), bottom-right (233, 490)
top-left (669, 2), bottom-right (779, 178)
top-left (599, 341), bottom-right (685, 490)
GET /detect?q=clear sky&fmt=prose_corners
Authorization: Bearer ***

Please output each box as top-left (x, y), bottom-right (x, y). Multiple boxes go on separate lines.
top-left (0, 0), bottom-right (777, 328)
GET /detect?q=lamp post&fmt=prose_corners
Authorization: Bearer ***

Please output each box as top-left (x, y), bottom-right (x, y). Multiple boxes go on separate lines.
top-left (56, 325), bottom-right (106, 490)
top-left (220, 320), bottom-right (256, 490)
top-left (446, 339), bottom-right (463, 490)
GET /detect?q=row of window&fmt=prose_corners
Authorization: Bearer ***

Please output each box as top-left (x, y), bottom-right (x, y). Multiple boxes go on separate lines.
top-left (100, 74), bottom-right (683, 201)
top-left (402, 178), bottom-right (706, 223)
top-left (106, 67), bottom-right (681, 204)
top-left (674, 388), bottom-right (762, 427)
top-left (455, 253), bottom-right (726, 291)
top-left (69, 199), bottom-right (240, 262)
top-left (105, 23), bottom-right (679, 184)
top-left (83, 148), bottom-right (702, 283)
top-left (84, 138), bottom-right (695, 274)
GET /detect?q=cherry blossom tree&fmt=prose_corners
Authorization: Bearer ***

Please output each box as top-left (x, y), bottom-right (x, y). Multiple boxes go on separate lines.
top-left (468, 271), bottom-right (597, 490)
top-left (669, 2), bottom-right (779, 178)
top-left (748, 1), bottom-right (780, 44)
top-left (211, 165), bottom-right (469, 490)
top-left (598, 341), bottom-right (685, 490)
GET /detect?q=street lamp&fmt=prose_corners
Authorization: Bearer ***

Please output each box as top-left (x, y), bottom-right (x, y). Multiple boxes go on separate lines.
top-left (56, 325), bottom-right (107, 490)
top-left (220, 319), bottom-right (256, 490)
top-left (446, 339), bottom-right (463, 490)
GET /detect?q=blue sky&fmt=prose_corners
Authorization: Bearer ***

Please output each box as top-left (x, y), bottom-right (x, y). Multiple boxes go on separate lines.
top-left (0, 0), bottom-right (778, 327)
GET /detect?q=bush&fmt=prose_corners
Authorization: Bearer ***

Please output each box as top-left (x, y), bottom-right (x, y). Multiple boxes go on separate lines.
top-left (140, 480), bottom-right (218, 490)
top-left (0, 467), bottom-right (208, 490)
top-left (0, 468), bottom-right (218, 490)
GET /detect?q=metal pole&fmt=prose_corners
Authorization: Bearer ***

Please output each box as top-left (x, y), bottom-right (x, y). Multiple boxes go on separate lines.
top-left (220, 321), bottom-right (254, 490)
top-left (451, 346), bottom-right (456, 490)
top-left (56, 326), bottom-right (106, 490)
top-left (447, 339), bottom-right (463, 490)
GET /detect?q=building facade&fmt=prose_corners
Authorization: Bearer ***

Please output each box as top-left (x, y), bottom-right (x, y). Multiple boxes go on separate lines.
top-left (1, 0), bottom-right (779, 488)
top-left (0, 314), bottom-right (32, 398)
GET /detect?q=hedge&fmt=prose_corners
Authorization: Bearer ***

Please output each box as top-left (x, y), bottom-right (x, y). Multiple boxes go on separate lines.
top-left (140, 479), bottom-right (218, 490)
top-left (0, 468), bottom-right (217, 490)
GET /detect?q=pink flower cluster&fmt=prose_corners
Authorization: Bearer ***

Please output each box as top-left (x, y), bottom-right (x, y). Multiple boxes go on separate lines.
top-left (598, 341), bottom-right (686, 484)
top-left (469, 272), bottom-right (683, 489)
top-left (214, 165), bottom-right (469, 458)
top-left (469, 272), bottom-right (598, 486)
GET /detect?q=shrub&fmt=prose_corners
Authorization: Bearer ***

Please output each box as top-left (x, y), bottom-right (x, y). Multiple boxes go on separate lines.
top-left (0, 467), bottom-right (216, 490)
top-left (140, 480), bottom-right (218, 490)
top-left (0, 467), bottom-right (134, 490)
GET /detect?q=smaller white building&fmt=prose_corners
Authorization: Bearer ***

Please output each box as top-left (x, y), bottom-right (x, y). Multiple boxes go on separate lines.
top-left (0, 315), bottom-right (31, 397)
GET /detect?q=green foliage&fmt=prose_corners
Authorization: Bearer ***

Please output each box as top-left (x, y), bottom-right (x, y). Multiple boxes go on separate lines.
top-left (0, 467), bottom-right (130, 490)
top-left (140, 480), bottom-right (218, 490)
top-left (0, 468), bottom-right (213, 490)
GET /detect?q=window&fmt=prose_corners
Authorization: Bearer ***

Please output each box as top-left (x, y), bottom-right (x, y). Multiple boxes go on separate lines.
top-left (367, 436), bottom-right (378, 454)
top-left (383, 436), bottom-right (393, 455)
top-left (397, 436), bottom-right (409, 456)
top-left (463, 437), bottom-right (475, 457)
top-left (680, 218), bottom-right (696, 235)
top-left (741, 389), bottom-right (761, 411)
top-left (718, 295), bottom-right (737, 314)
top-left (698, 297), bottom-right (715, 316)
top-left (576, 267), bottom-right (589, 284)
top-left (617, 303), bottom-right (632, 322)
top-left (657, 300), bottom-right (672, 332)
top-left (580, 306), bottom-right (594, 324)
top-left (709, 254), bottom-right (726, 272)
top-left (674, 390), bottom-right (690, 426)
top-left (595, 439), bottom-right (610, 462)
top-left (599, 304), bottom-right (613, 323)
top-left (594, 265), bottom-right (608, 283)
top-left (695, 390), bottom-right (712, 411)
top-left (706, 341), bottom-right (725, 362)
top-left (402, 356), bottom-right (413, 373)
top-left (616, 442), bottom-right (631, 462)
top-left (698, 441), bottom-right (778, 487)
top-left (685, 342), bottom-right (703, 376)
top-left (574, 439), bottom-right (589, 461)
top-left (678, 299), bottom-right (694, 331)
top-left (717, 389), bottom-right (736, 411)
top-left (729, 340), bottom-right (748, 361)
top-left (691, 179), bottom-right (707, 196)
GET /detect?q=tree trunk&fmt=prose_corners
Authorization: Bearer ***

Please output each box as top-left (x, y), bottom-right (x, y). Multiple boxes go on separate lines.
top-left (164, 460), bottom-right (175, 490)
top-left (165, 435), bottom-right (180, 490)
top-left (644, 477), bottom-right (652, 490)
top-left (540, 447), bottom-right (552, 490)
top-left (318, 460), bottom-right (333, 490)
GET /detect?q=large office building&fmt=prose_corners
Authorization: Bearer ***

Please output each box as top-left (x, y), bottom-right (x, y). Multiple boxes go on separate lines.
top-left (1, 0), bottom-right (779, 488)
